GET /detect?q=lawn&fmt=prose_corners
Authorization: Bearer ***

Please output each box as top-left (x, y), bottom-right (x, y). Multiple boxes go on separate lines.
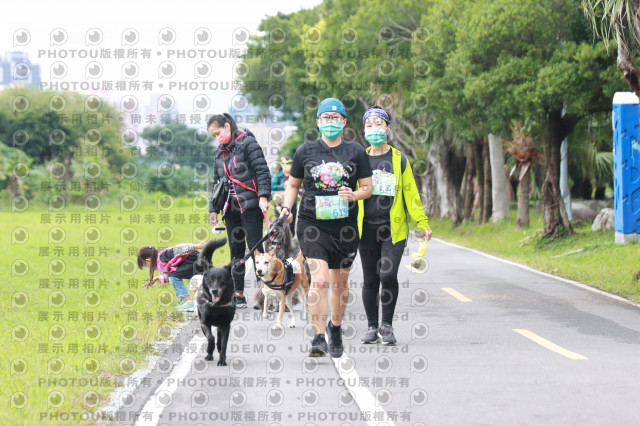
top-left (429, 209), bottom-right (640, 303)
top-left (1, 196), bottom-right (230, 424)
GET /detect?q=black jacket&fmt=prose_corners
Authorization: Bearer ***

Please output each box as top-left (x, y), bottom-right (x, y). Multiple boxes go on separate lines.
top-left (209, 129), bottom-right (271, 214)
top-left (160, 248), bottom-right (199, 279)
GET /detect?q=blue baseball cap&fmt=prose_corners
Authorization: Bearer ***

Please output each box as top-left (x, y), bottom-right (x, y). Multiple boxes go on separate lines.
top-left (316, 98), bottom-right (346, 118)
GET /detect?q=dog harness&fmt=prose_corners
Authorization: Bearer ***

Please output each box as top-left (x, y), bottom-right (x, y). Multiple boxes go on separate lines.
top-left (262, 258), bottom-right (301, 295)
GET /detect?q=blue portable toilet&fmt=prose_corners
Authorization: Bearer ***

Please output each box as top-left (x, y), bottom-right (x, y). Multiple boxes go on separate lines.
top-left (613, 92), bottom-right (640, 243)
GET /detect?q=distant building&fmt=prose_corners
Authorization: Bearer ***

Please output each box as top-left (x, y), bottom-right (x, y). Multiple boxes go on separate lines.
top-left (0, 51), bottom-right (41, 89)
top-left (228, 102), bottom-right (296, 171)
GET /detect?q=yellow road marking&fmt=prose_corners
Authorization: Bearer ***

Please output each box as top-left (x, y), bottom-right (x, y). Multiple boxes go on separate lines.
top-left (442, 287), bottom-right (472, 302)
top-left (513, 329), bottom-right (588, 360)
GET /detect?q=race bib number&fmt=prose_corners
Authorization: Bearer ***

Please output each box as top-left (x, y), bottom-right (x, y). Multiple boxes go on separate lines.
top-left (372, 170), bottom-right (396, 196)
top-left (315, 195), bottom-right (349, 220)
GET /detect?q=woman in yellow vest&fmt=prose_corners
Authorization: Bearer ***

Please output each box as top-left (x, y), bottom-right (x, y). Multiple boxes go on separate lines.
top-left (357, 106), bottom-right (432, 345)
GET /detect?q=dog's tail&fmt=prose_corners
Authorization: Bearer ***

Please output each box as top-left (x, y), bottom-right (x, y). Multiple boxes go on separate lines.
top-left (196, 238), bottom-right (227, 271)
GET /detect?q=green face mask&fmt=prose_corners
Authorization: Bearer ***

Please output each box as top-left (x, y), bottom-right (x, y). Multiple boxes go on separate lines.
top-left (365, 128), bottom-right (387, 146)
top-left (318, 120), bottom-right (344, 140)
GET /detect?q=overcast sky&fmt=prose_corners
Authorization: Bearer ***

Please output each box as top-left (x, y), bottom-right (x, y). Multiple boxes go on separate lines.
top-left (2, 0), bottom-right (322, 118)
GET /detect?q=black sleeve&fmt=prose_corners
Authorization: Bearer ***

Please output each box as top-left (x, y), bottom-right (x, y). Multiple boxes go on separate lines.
top-left (159, 248), bottom-right (174, 262)
top-left (356, 145), bottom-right (373, 179)
top-left (244, 136), bottom-right (272, 200)
top-left (212, 151), bottom-right (220, 182)
top-left (290, 145), bottom-right (305, 179)
top-left (208, 151), bottom-right (221, 213)
top-left (401, 153), bottom-right (407, 173)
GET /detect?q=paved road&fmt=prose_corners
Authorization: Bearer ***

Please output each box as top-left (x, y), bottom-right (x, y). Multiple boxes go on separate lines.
top-left (119, 237), bottom-right (640, 426)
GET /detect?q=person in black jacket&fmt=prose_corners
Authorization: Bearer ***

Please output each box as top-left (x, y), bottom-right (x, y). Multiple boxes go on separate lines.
top-left (207, 113), bottom-right (271, 308)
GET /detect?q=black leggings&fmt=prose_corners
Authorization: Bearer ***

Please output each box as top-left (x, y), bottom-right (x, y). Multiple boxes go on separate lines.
top-left (224, 206), bottom-right (264, 293)
top-left (359, 223), bottom-right (406, 327)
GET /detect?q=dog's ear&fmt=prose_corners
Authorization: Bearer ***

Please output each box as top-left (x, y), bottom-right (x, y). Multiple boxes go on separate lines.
top-left (268, 247), bottom-right (276, 257)
top-left (253, 249), bottom-right (261, 259)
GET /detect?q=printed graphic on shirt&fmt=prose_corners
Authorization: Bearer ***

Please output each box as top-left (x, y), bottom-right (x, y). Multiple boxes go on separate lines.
top-left (371, 169), bottom-right (397, 196)
top-left (310, 161), bottom-right (348, 190)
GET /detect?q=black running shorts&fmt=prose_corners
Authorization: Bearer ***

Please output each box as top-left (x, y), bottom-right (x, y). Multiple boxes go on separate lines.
top-left (296, 218), bottom-right (359, 270)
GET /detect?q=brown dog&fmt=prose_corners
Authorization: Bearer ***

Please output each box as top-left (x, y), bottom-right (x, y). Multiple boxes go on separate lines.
top-left (253, 287), bottom-right (300, 313)
top-left (253, 249), bottom-right (309, 328)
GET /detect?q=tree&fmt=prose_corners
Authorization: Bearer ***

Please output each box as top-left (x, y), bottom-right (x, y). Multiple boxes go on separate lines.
top-left (568, 112), bottom-right (614, 199)
top-left (488, 134), bottom-right (510, 223)
top-left (583, 0), bottom-right (640, 96)
top-left (141, 123), bottom-right (212, 168)
top-left (0, 87), bottom-right (127, 167)
top-left (443, 0), bottom-right (625, 237)
top-left (410, 0), bottom-right (470, 224)
top-left (506, 122), bottom-right (543, 230)
top-left (0, 141), bottom-right (33, 197)
top-left (0, 86), bottom-right (130, 202)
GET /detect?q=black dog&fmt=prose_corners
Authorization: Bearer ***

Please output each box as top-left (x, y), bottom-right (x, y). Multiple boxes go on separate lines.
top-left (195, 238), bottom-right (235, 366)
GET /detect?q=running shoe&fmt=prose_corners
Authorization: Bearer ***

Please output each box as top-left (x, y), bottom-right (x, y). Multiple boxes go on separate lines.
top-left (378, 322), bottom-right (397, 345)
top-left (361, 326), bottom-right (380, 344)
top-left (308, 334), bottom-right (328, 357)
top-left (177, 301), bottom-right (195, 312)
top-left (235, 294), bottom-right (247, 308)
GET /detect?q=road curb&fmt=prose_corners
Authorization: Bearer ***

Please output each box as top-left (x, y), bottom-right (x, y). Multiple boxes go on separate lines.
top-left (100, 317), bottom-right (199, 424)
top-left (433, 237), bottom-right (640, 309)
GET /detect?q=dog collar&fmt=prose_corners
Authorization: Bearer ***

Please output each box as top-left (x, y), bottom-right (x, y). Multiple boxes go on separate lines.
top-left (208, 300), bottom-right (235, 308)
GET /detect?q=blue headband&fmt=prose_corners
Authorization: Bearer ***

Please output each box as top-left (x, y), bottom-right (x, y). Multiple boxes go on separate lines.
top-left (363, 108), bottom-right (390, 125)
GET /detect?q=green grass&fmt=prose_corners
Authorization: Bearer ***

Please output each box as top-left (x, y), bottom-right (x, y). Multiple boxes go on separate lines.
top-left (429, 209), bottom-right (640, 303)
top-left (1, 196), bottom-right (231, 424)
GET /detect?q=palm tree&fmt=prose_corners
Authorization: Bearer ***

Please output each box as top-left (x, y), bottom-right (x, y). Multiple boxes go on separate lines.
top-left (568, 114), bottom-right (614, 199)
top-left (505, 122), bottom-right (543, 230)
top-left (583, 0), bottom-right (640, 96)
